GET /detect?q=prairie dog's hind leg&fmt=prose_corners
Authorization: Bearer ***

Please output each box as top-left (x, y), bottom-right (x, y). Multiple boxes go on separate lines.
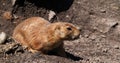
top-left (13, 32), bottom-right (28, 50)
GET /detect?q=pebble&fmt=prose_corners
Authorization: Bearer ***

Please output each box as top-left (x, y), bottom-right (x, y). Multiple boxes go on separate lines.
top-left (100, 35), bottom-right (106, 38)
top-left (89, 34), bottom-right (97, 40)
top-left (100, 9), bottom-right (106, 13)
top-left (48, 10), bottom-right (56, 21)
top-left (96, 18), bottom-right (118, 33)
top-left (0, 32), bottom-right (7, 44)
top-left (11, 0), bottom-right (16, 6)
top-left (114, 45), bottom-right (119, 49)
top-left (102, 48), bottom-right (108, 53)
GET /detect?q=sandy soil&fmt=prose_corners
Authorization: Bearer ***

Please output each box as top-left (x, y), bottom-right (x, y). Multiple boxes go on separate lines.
top-left (0, 0), bottom-right (120, 63)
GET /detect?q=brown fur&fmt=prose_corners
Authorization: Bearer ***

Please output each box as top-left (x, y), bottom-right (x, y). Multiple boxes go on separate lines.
top-left (13, 17), bottom-right (80, 57)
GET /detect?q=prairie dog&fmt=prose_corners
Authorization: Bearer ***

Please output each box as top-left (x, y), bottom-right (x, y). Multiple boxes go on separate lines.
top-left (13, 17), bottom-right (80, 57)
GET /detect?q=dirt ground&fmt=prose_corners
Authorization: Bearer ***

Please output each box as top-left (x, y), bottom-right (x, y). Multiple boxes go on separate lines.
top-left (0, 0), bottom-right (120, 63)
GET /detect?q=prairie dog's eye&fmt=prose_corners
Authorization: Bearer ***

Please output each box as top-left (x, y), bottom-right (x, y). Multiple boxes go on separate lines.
top-left (67, 27), bottom-right (72, 30)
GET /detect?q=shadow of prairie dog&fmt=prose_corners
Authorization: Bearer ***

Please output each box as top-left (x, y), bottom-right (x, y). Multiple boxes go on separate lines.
top-left (13, 17), bottom-right (80, 57)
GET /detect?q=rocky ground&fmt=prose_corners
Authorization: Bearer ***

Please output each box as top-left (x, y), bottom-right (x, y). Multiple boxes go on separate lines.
top-left (0, 0), bottom-right (120, 63)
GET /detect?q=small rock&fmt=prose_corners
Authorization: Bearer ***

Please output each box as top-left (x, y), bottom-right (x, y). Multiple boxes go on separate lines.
top-left (84, 34), bottom-right (89, 38)
top-left (66, 15), bottom-right (69, 18)
top-left (95, 18), bottom-right (118, 33)
top-left (2, 3), bottom-right (5, 5)
top-left (89, 34), bottom-right (97, 40)
top-left (11, 0), bottom-right (16, 6)
top-left (48, 10), bottom-right (56, 21)
top-left (95, 57), bottom-right (100, 61)
top-left (100, 35), bottom-right (106, 38)
top-left (13, 14), bottom-right (19, 19)
top-left (114, 45), bottom-right (119, 49)
top-left (100, 9), bottom-right (106, 13)
top-left (0, 32), bottom-right (7, 44)
top-left (102, 48), bottom-right (108, 53)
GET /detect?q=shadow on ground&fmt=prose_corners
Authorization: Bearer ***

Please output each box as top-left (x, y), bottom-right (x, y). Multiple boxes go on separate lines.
top-left (66, 52), bottom-right (83, 61)
top-left (47, 51), bottom-right (83, 61)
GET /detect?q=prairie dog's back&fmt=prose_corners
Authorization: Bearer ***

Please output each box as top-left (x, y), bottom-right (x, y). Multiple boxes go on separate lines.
top-left (13, 17), bottom-right (50, 46)
top-left (13, 17), bottom-right (50, 32)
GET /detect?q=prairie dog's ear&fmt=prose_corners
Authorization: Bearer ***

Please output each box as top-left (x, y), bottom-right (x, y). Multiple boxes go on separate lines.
top-left (54, 25), bottom-right (61, 30)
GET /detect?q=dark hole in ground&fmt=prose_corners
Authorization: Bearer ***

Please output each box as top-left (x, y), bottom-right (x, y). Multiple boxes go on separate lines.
top-left (12, 0), bottom-right (74, 14)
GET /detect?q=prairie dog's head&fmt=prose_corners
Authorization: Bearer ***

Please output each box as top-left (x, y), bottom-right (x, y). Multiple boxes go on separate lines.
top-left (50, 22), bottom-right (80, 40)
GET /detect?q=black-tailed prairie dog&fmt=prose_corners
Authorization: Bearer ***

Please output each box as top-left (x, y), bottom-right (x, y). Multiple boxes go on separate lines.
top-left (13, 17), bottom-right (80, 57)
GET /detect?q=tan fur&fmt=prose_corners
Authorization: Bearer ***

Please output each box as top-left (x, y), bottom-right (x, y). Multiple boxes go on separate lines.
top-left (13, 17), bottom-right (80, 57)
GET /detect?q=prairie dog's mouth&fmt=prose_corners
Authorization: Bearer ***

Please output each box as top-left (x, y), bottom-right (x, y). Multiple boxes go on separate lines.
top-left (72, 35), bottom-right (80, 40)
top-left (63, 34), bottom-right (80, 40)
